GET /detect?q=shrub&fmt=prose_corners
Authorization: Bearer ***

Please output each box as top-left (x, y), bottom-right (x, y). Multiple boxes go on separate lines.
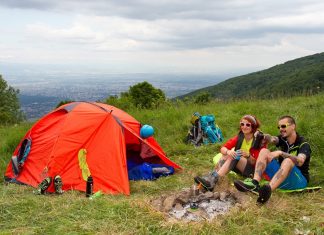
top-left (128, 81), bottom-right (166, 109)
top-left (104, 81), bottom-right (166, 110)
top-left (0, 75), bottom-right (25, 125)
top-left (194, 92), bottom-right (211, 104)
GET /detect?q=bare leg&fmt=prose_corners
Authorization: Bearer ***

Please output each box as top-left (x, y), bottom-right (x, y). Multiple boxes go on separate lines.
top-left (235, 157), bottom-right (248, 173)
top-left (217, 156), bottom-right (237, 177)
top-left (215, 155), bottom-right (227, 171)
top-left (253, 148), bottom-right (276, 181)
top-left (269, 158), bottom-right (294, 190)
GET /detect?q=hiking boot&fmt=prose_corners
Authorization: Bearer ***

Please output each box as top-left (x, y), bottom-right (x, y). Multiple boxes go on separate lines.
top-left (54, 175), bottom-right (64, 194)
top-left (234, 178), bottom-right (260, 193)
top-left (34, 177), bottom-right (52, 195)
top-left (257, 184), bottom-right (272, 204)
top-left (194, 173), bottom-right (218, 191)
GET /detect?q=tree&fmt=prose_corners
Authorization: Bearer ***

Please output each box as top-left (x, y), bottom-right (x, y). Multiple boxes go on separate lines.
top-left (128, 81), bottom-right (166, 109)
top-left (104, 81), bottom-right (166, 110)
top-left (104, 93), bottom-right (134, 110)
top-left (0, 75), bottom-right (25, 125)
top-left (194, 92), bottom-right (211, 104)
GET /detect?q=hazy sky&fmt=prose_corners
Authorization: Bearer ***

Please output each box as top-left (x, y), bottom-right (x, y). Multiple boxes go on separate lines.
top-left (1, 0), bottom-right (324, 75)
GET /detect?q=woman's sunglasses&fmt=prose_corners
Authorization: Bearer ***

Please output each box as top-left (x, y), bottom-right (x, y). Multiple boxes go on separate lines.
top-left (278, 123), bottom-right (291, 129)
top-left (240, 122), bottom-right (251, 127)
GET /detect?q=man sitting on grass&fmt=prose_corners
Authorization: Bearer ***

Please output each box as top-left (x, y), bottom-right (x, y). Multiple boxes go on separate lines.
top-left (234, 115), bottom-right (311, 204)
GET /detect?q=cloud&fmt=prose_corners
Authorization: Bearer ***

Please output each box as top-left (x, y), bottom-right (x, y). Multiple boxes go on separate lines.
top-left (1, 0), bottom-right (323, 20)
top-left (26, 22), bottom-right (104, 44)
top-left (1, 0), bottom-right (324, 73)
top-left (23, 8), bottom-right (324, 53)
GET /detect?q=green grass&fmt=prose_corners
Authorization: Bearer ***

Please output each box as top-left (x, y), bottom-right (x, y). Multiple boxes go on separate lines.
top-left (1, 94), bottom-right (324, 234)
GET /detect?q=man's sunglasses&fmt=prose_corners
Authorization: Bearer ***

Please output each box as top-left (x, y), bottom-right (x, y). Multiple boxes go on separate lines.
top-left (240, 122), bottom-right (251, 127)
top-left (278, 123), bottom-right (291, 129)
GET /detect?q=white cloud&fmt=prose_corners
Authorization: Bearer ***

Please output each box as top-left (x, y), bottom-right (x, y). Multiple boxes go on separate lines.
top-left (259, 12), bottom-right (324, 30)
top-left (0, 0), bottom-right (324, 74)
top-left (26, 23), bottom-right (103, 43)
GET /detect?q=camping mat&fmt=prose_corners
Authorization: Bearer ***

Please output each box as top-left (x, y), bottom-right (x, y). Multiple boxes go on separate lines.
top-left (78, 149), bottom-right (91, 181)
top-left (277, 186), bottom-right (321, 193)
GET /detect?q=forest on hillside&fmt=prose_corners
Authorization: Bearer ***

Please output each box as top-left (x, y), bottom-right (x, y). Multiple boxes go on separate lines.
top-left (180, 52), bottom-right (324, 100)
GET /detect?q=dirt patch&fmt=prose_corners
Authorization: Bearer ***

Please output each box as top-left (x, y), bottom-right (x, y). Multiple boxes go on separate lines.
top-left (151, 183), bottom-right (249, 222)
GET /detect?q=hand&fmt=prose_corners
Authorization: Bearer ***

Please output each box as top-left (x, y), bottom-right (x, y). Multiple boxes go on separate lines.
top-left (227, 149), bottom-right (238, 159)
top-left (239, 149), bottom-right (249, 158)
top-left (254, 130), bottom-right (261, 138)
top-left (263, 134), bottom-right (272, 143)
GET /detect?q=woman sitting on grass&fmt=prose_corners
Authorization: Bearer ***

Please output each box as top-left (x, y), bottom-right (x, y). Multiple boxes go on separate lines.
top-left (194, 114), bottom-right (266, 191)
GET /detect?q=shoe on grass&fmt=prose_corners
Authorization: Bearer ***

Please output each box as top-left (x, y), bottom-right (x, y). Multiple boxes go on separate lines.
top-left (257, 184), bottom-right (272, 204)
top-left (234, 178), bottom-right (260, 193)
top-left (194, 173), bottom-right (218, 191)
top-left (54, 175), bottom-right (64, 194)
top-left (34, 177), bottom-right (52, 195)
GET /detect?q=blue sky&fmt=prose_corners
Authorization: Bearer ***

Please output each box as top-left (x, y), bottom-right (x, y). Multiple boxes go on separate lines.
top-left (1, 0), bottom-right (324, 75)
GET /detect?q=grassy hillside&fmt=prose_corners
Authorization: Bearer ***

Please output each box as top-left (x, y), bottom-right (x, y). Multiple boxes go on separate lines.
top-left (1, 94), bottom-right (323, 234)
top-left (179, 52), bottom-right (324, 100)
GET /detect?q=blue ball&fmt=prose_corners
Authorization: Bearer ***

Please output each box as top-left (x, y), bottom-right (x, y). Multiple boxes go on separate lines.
top-left (140, 125), bottom-right (154, 138)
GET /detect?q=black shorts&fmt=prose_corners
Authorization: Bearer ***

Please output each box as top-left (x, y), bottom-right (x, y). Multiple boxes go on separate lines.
top-left (230, 159), bottom-right (255, 178)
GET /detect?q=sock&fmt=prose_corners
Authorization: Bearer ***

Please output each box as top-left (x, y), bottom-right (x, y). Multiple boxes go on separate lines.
top-left (211, 170), bottom-right (219, 178)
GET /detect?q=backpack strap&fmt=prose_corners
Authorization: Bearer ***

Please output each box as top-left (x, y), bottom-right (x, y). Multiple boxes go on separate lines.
top-left (226, 132), bottom-right (245, 171)
top-left (234, 131), bottom-right (244, 151)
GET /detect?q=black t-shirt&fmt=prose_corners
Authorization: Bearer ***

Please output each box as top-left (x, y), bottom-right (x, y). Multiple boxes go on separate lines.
top-left (277, 133), bottom-right (311, 182)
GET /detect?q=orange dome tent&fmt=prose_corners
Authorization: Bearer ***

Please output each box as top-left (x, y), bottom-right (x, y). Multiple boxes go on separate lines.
top-left (4, 102), bottom-right (181, 195)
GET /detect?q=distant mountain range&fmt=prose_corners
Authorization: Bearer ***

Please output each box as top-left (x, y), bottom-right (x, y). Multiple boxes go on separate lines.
top-left (177, 52), bottom-right (324, 100)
